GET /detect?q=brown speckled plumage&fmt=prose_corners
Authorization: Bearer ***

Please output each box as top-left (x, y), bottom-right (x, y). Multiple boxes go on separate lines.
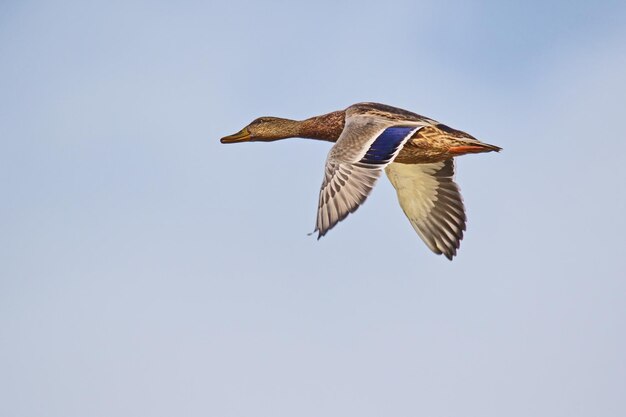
top-left (298, 110), bottom-right (345, 142)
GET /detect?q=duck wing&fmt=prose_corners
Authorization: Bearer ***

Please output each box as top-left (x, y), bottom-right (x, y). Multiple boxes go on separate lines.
top-left (314, 112), bottom-right (429, 238)
top-left (385, 159), bottom-right (466, 260)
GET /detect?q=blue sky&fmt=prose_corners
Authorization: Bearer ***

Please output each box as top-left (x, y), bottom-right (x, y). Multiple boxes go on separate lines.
top-left (2, 1), bottom-right (626, 416)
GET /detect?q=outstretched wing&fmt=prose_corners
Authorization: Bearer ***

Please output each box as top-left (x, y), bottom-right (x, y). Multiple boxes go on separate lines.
top-left (385, 159), bottom-right (466, 260)
top-left (315, 123), bottom-right (423, 238)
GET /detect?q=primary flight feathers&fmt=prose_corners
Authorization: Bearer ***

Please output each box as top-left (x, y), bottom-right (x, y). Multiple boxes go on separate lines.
top-left (221, 102), bottom-right (500, 260)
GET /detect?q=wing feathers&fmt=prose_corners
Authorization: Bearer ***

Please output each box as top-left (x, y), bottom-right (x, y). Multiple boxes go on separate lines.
top-left (315, 123), bottom-right (424, 238)
top-left (385, 159), bottom-right (466, 260)
top-left (316, 162), bottom-right (380, 238)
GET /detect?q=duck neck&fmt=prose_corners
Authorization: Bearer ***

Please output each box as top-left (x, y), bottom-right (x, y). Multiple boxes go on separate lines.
top-left (297, 110), bottom-right (345, 143)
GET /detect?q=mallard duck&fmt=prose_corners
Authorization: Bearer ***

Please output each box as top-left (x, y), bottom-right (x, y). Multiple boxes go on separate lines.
top-left (221, 102), bottom-right (500, 260)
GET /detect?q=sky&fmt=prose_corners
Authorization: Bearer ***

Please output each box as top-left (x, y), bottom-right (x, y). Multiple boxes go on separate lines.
top-left (1, 0), bottom-right (626, 416)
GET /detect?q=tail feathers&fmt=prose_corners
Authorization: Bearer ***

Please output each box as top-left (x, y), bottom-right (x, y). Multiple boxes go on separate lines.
top-left (448, 142), bottom-right (501, 156)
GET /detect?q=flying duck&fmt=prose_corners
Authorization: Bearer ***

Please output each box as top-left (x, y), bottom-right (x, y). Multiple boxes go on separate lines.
top-left (221, 102), bottom-right (500, 259)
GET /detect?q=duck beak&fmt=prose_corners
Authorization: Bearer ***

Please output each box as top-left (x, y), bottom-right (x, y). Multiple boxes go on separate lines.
top-left (220, 127), bottom-right (251, 144)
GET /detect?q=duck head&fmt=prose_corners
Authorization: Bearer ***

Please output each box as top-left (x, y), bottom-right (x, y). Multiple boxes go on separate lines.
top-left (220, 117), bottom-right (299, 143)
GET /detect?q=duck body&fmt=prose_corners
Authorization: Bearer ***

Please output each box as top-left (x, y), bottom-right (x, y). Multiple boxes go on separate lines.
top-left (221, 102), bottom-right (501, 260)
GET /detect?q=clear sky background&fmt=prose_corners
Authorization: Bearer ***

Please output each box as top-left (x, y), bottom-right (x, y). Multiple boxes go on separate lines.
top-left (2, 1), bottom-right (625, 416)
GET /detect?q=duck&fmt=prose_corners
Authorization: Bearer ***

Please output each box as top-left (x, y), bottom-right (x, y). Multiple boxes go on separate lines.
top-left (221, 102), bottom-right (501, 260)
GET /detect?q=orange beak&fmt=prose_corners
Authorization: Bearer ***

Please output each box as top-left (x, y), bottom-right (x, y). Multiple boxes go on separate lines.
top-left (220, 127), bottom-right (251, 144)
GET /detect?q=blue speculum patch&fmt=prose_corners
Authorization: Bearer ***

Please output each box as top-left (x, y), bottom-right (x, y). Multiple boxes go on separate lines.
top-left (360, 126), bottom-right (415, 164)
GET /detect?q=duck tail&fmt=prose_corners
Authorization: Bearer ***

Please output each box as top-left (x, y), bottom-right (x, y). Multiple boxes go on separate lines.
top-left (448, 141), bottom-right (502, 156)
